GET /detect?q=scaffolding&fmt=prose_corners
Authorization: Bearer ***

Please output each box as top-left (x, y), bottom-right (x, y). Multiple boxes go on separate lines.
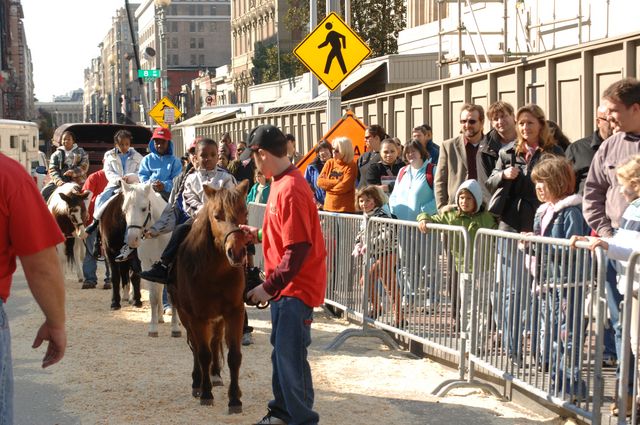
top-left (435, 0), bottom-right (591, 79)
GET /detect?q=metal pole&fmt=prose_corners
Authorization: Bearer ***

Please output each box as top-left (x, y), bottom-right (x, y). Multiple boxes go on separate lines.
top-left (111, 62), bottom-right (117, 123)
top-left (503, 0), bottom-right (508, 62)
top-left (124, 0), bottom-right (148, 123)
top-left (310, 0), bottom-right (318, 100)
top-left (158, 5), bottom-right (168, 99)
top-left (458, 0), bottom-right (463, 75)
top-left (326, 0), bottom-right (341, 128)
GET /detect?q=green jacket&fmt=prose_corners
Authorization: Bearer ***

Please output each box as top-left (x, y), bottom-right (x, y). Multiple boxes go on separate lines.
top-left (417, 207), bottom-right (497, 271)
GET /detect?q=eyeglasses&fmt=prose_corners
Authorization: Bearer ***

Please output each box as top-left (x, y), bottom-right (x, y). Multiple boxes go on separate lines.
top-left (596, 117), bottom-right (608, 122)
top-left (460, 119), bottom-right (478, 125)
top-left (237, 148), bottom-right (246, 153)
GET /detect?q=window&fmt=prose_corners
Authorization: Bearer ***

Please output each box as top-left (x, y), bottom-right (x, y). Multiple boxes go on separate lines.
top-left (210, 22), bottom-right (217, 31)
top-left (10, 136), bottom-right (17, 149)
top-left (172, 54), bottom-right (178, 65)
top-left (171, 37), bottom-right (178, 49)
top-left (190, 54), bottom-right (197, 65)
top-left (190, 38), bottom-right (196, 48)
top-left (197, 4), bottom-right (203, 15)
top-left (189, 22), bottom-right (196, 32)
top-left (189, 4), bottom-right (195, 15)
top-left (171, 21), bottom-right (178, 32)
top-left (210, 6), bottom-right (217, 15)
top-left (198, 22), bottom-right (204, 32)
top-left (198, 54), bottom-right (205, 65)
top-left (198, 38), bottom-right (204, 49)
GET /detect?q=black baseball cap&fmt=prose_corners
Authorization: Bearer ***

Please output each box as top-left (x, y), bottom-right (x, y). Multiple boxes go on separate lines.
top-left (238, 124), bottom-right (286, 161)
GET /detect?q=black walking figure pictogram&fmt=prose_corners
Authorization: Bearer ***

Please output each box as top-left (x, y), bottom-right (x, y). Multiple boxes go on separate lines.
top-left (318, 22), bottom-right (347, 74)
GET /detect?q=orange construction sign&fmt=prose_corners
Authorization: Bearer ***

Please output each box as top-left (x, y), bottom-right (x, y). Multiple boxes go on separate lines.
top-left (296, 110), bottom-right (367, 175)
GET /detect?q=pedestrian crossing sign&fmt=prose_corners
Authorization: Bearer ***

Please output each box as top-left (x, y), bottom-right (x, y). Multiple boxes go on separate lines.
top-left (293, 12), bottom-right (372, 91)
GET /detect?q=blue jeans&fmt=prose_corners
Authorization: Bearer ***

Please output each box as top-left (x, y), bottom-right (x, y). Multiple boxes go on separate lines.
top-left (605, 259), bottom-right (634, 394)
top-left (0, 302), bottom-right (14, 425)
top-left (162, 286), bottom-right (170, 310)
top-left (267, 297), bottom-right (318, 425)
top-left (494, 239), bottom-right (525, 358)
top-left (82, 232), bottom-right (111, 284)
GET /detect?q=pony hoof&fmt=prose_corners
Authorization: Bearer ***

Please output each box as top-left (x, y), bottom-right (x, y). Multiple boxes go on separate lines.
top-left (228, 404), bottom-right (242, 414)
top-left (171, 331), bottom-right (182, 338)
top-left (102, 283), bottom-right (112, 290)
top-left (134, 301), bottom-right (143, 308)
top-left (200, 398), bottom-right (213, 406)
top-left (211, 375), bottom-right (224, 387)
top-left (110, 303), bottom-right (121, 311)
top-left (148, 331), bottom-right (159, 338)
top-left (192, 389), bottom-right (201, 398)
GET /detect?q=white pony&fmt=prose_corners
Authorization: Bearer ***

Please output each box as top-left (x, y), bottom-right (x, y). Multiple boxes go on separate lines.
top-left (47, 183), bottom-right (91, 282)
top-left (120, 181), bottom-right (181, 337)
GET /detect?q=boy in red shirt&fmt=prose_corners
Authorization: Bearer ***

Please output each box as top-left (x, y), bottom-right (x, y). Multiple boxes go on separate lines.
top-left (240, 125), bottom-right (326, 425)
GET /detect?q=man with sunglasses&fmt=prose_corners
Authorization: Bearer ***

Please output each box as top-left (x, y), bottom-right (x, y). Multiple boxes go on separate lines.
top-left (434, 103), bottom-right (485, 211)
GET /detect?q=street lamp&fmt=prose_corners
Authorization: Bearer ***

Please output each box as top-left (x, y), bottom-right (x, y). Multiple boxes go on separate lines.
top-left (108, 53), bottom-right (117, 123)
top-left (154, 0), bottom-right (172, 99)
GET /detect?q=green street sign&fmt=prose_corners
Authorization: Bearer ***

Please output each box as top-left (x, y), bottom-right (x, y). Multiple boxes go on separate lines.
top-left (137, 69), bottom-right (161, 79)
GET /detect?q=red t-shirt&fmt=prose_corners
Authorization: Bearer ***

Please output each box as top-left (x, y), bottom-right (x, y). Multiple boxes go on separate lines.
top-left (82, 170), bottom-right (108, 223)
top-left (262, 166), bottom-right (327, 307)
top-left (0, 154), bottom-right (65, 302)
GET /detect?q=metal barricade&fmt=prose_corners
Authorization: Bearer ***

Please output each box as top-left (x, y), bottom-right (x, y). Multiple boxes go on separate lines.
top-left (617, 250), bottom-right (640, 424)
top-left (461, 229), bottom-right (606, 424)
top-left (326, 217), bottom-right (473, 385)
top-left (247, 202), bottom-right (266, 270)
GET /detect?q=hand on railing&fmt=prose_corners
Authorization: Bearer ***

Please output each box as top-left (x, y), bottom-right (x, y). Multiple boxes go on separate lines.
top-left (568, 235), bottom-right (608, 251)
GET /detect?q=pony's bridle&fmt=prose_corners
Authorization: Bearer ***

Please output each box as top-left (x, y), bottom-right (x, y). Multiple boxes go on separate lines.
top-left (126, 202), bottom-right (152, 234)
top-left (223, 227), bottom-right (245, 247)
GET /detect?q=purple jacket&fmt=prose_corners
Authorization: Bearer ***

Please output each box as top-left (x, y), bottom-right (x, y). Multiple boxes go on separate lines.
top-left (583, 132), bottom-right (640, 237)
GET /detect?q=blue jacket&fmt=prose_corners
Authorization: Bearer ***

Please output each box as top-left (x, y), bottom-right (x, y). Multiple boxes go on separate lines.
top-left (426, 140), bottom-right (440, 165)
top-left (389, 160), bottom-right (437, 221)
top-left (533, 194), bottom-right (590, 283)
top-left (304, 158), bottom-right (326, 206)
top-left (138, 140), bottom-right (182, 193)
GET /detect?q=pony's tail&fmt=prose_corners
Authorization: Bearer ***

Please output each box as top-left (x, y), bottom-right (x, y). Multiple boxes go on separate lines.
top-left (64, 238), bottom-right (75, 267)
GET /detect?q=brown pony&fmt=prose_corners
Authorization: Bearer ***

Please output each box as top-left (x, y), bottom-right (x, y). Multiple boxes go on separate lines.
top-left (99, 192), bottom-right (142, 310)
top-left (168, 180), bottom-right (249, 412)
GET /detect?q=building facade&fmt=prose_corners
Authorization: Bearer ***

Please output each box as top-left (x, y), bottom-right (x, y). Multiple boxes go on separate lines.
top-left (230, 0), bottom-right (302, 103)
top-left (1, 0), bottom-right (34, 121)
top-left (135, 0), bottom-right (232, 112)
top-left (36, 98), bottom-right (84, 128)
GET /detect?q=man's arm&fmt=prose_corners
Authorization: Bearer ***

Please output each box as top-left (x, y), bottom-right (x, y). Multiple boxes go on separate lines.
top-left (19, 246), bottom-right (66, 368)
top-left (433, 140), bottom-right (449, 210)
top-left (583, 149), bottom-right (613, 237)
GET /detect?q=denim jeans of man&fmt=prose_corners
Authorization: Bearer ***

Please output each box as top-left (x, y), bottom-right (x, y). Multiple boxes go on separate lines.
top-left (494, 239), bottom-right (525, 360)
top-left (267, 296), bottom-right (318, 425)
top-left (82, 231), bottom-right (111, 284)
top-left (0, 302), bottom-right (14, 425)
top-left (605, 259), bottom-right (634, 394)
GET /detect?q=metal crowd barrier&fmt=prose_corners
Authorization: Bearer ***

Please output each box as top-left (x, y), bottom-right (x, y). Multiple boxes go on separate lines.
top-left (618, 250), bottom-right (640, 424)
top-left (456, 229), bottom-right (607, 424)
top-left (247, 202), bottom-right (266, 269)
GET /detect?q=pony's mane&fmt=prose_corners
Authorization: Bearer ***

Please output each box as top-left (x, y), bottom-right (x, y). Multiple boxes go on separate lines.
top-left (209, 183), bottom-right (248, 224)
top-left (48, 183), bottom-right (83, 214)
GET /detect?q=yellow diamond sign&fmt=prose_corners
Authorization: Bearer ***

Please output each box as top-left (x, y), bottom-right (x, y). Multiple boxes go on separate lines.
top-left (149, 96), bottom-right (182, 128)
top-left (294, 12), bottom-right (372, 91)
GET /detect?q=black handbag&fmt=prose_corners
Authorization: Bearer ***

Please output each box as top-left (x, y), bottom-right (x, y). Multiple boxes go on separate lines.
top-left (487, 151), bottom-right (517, 216)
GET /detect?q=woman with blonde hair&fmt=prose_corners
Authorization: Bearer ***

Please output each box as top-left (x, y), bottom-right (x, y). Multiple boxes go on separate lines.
top-left (486, 104), bottom-right (565, 232)
top-left (317, 137), bottom-right (357, 212)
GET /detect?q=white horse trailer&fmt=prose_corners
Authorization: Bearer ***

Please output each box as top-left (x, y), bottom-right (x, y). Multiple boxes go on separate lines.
top-left (0, 119), bottom-right (44, 187)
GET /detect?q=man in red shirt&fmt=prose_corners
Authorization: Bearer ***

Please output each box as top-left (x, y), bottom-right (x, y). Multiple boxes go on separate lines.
top-left (81, 169), bottom-right (111, 289)
top-left (240, 125), bottom-right (326, 425)
top-left (0, 153), bottom-right (67, 423)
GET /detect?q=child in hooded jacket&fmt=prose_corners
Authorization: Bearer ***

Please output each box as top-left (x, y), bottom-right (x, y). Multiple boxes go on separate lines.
top-left (530, 155), bottom-right (590, 398)
top-left (417, 179), bottom-right (497, 329)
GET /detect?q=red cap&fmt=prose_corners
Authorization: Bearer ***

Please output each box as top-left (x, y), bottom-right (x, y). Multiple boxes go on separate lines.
top-left (152, 127), bottom-right (171, 141)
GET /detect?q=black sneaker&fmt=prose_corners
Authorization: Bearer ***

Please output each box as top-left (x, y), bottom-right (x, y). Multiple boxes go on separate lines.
top-left (139, 261), bottom-right (169, 284)
top-left (254, 412), bottom-right (287, 425)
